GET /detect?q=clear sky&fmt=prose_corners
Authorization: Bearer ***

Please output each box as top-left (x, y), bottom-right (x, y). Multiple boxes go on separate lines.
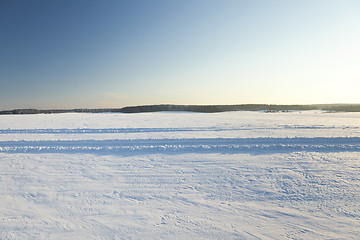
top-left (1, 0), bottom-right (359, 109)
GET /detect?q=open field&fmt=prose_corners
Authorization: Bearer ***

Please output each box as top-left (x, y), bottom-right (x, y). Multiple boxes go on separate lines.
top-left (1, 111), bottom-right (360, 239)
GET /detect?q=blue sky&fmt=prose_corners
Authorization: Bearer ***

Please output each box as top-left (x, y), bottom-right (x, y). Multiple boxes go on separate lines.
top-left (1, 0), bottom-right (359, 109)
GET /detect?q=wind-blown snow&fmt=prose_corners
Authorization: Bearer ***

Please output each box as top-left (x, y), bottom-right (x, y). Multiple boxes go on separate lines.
top-left (0, 111), bottom-right (359, 239)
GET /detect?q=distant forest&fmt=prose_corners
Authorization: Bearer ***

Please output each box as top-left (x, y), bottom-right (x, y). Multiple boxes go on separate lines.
top-left (1, 104), bottom-right (360, 115)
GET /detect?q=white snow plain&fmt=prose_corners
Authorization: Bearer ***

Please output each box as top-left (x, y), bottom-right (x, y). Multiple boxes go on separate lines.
top-left (0, 111), bottom-right (360, 239)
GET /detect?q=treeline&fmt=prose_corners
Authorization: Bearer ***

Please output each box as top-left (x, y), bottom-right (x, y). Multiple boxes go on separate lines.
top-left (1, 104), bottom-right (360, 115)
top-left (119, 104), bottom-right (360, 113)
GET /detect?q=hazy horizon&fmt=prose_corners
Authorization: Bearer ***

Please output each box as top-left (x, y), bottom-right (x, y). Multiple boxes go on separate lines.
top-left (2, 103), bottom-right (360, 113)
top-left (1, 0), bottom-right (359, 109)
top-left (3, 102), bottom-right (360, 112)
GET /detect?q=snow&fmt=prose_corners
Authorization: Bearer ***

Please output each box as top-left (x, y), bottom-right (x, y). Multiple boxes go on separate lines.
top-left (1, 111), bottom-right (360, 239)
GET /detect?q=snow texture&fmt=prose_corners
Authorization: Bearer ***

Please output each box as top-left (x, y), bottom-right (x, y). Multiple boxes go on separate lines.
top-left (0, 111), bottom-right (360, 239)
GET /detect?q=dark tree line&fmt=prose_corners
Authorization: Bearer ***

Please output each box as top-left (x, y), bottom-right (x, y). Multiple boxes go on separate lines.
top-left (1, 104), bottom-right (360, 115)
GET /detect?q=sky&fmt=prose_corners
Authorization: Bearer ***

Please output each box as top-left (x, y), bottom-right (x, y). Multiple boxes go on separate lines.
top-left (1, 0), bottom-right (359, 109)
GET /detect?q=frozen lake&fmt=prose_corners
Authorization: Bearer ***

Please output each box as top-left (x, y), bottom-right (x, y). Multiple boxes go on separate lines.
top-left (1, 111), bottom-right (360, 239)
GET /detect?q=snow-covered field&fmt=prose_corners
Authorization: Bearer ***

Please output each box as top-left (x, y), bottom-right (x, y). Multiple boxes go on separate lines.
top-left (1, 111), bottom-right (360, 239)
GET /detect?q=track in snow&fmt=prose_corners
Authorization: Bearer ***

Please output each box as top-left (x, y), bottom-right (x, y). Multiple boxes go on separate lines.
top-left (1, 137), bottom-right (360, 155)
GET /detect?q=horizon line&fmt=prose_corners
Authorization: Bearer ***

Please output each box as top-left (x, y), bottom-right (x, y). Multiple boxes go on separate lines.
top-left (1, 103), bottom-right (360, 114)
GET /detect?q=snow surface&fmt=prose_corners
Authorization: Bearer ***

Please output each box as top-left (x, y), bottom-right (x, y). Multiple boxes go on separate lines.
top-left (1, 111), bottom-right (360, 239)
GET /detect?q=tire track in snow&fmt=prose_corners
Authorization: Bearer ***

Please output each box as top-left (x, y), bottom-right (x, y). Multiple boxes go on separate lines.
top-left (0, 125), bottom-right (357, 134)
top-left (0, 137), bottom-right (359, 154)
